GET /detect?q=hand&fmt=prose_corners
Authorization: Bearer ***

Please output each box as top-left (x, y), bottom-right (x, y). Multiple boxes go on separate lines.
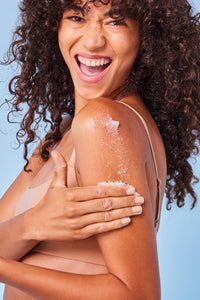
top-left (27, 151), bottom-right (144, 242)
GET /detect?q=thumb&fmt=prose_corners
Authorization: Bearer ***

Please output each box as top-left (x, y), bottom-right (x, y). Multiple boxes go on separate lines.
top-left (51, 150), bottom-right (68, 187)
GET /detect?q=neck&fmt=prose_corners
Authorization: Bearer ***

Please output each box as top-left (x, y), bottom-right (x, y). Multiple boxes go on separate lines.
top-left (74, 91), bottom-right (89, 115)
top-left (74, 87), bottom-right (126, 115)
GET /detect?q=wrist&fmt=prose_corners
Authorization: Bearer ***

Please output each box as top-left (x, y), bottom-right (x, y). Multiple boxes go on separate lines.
top-left (22, 208), bottom-right (41, 242)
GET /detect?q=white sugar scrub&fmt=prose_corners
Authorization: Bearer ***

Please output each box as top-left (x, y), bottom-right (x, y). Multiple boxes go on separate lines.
top-left (101, 115), bottom-right (120, 134)
top-left (117, 136), bottom-right (123, 142)
top-left (117, 170), bottom-right (127, 175)
top-left (117, 161), bottom-right (128, 176)
top-left (106, 118), bottom-right (119, 131)
top-left (98, 180), bottom-right (135, 193)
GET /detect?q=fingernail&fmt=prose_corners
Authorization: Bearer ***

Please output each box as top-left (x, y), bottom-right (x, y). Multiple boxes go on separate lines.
top-left (121, 217), bottom-right (131, 225)
top-left (135, 197), bottom-right (144, 204)
top-left (126, 186), bottom-right (135, 195)
top-left (132, 206), bottom-right (142, 214)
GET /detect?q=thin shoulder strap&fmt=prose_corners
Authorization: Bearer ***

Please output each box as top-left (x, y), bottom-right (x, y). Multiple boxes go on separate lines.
top-left (116, 101), bottom-right (162, 232)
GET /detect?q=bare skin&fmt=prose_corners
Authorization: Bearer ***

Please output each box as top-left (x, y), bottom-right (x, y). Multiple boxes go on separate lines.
top-left (1, 115), bottom-right (145, 299)
top-left (1, 95), bottom-right (166, 300)
top-left (1, 2), bottom-right (167, 299)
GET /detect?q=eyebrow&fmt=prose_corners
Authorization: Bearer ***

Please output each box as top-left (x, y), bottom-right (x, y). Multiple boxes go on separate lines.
top-left (67, 5), bottom-right (85, 14)
top-left (66, 4), bottom-right (112, 18)
top-left (104, 10), bottom-right (112, 18)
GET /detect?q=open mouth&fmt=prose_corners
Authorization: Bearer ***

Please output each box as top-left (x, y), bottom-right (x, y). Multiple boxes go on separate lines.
top-left (75, 55), bottom-right (112, 77)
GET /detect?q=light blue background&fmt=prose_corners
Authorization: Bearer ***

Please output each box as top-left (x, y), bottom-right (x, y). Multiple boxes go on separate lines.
top-left (0, 1), bottom-right (200, 299)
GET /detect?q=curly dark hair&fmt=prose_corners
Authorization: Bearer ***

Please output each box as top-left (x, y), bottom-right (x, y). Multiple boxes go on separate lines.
top-left (2, 0), bottom-right (200, 210)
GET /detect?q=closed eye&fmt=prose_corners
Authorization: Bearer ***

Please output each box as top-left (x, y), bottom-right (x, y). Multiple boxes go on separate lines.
top-left (67, 16), bottom-right (84, 23)
top-left (109, 19), bottom-right (128, 27)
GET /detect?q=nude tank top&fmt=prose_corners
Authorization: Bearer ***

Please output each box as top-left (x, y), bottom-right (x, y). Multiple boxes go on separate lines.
top-left (15, 101), bottom-right (162, 275)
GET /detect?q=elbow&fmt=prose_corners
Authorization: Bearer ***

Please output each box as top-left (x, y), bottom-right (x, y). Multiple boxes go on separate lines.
top-left (127, 282), bottom-right (161, 300)
top-left (124, 284), bottom-right (161, 300)
top-left (112, 274), bottom-right (161, 300)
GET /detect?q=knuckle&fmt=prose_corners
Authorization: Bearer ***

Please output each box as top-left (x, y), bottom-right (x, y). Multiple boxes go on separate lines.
top-left (100, 198), bottom-right (112, 210)
top-left (97, 223), bottom-right (105, 233)
top-left (66, 191), bottom-right (74, 202)
top-left (101, 212), bottom-right (111, 222)
top-left (95, 187), bottom-right (106, 198)
top-left (74, 229), bottom-right (88, 240)
top-left (73, 229), bottom-right (82, 240)
top-left (69, 218), bottom-right (78, 229)
top-left (65, 203), bottom-right (76, 217)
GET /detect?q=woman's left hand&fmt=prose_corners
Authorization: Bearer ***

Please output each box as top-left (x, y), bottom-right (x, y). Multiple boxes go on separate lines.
top-left (25, 151), bottom-right (144, 242)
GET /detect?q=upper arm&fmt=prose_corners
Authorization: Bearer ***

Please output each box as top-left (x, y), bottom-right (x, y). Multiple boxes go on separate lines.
top-left (71, 98), bottom-right (160, 299)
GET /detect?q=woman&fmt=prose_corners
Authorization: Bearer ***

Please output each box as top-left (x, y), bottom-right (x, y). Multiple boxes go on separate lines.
top-left (0, 0), bottom-right (200, 299)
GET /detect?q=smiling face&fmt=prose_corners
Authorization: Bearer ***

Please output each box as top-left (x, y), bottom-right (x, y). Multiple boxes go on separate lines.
top-left (58, 1), bottom-right (140, 105)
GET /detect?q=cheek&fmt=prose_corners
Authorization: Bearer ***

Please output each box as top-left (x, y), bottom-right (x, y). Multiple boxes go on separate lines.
top-left (58, 25), bottom-right (71, 53)
top-left (58, 34), bottom-right (70, 65)
top-left (126, 34), bottom-right (140, 60)
top-left (58, 27), bottom-right (80, 66)
top-left (119, 40), bottom-right (140, 72)
top-left (125, 34), bottom-right (140, 56)
top-left (58, 31), bottom-right (65, 55)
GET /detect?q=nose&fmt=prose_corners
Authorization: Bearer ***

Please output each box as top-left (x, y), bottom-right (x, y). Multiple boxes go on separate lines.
top-left (82, 23), bottom-right (106, 51)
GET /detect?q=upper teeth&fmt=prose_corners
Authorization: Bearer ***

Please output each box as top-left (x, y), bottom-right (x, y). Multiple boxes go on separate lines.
top-left (77, 55), bottom-right (111, 67)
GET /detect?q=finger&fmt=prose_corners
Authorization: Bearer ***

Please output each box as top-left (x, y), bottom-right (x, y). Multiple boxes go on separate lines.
top-left (64, 184), bottom-right (136, 203)
top-left (74, 206), bottom-right (142, 228)
top-left (72, 195), bottom-right (144, 216)
top-left (77, 217), bottom-right (132, 239)
top-left (51, 150), bottom-right (68, 187)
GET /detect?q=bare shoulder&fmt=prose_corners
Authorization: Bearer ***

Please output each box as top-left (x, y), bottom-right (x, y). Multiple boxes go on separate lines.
top-left (73, 97), bottom-right (148, 131)
top-left (71, 97), bottom-right (155, 191)
top-left (72, 97), bottom-right (150, 160)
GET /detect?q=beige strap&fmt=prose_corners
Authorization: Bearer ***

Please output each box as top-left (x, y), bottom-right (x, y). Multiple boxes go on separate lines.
top-left (116, 101), bottom-right (162, 231)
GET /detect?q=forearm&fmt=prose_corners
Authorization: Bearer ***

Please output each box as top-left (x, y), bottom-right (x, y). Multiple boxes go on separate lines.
top-left (0, 257), bottom-right (134, 300)
top-left (0, 212), bottom-right (38, 260)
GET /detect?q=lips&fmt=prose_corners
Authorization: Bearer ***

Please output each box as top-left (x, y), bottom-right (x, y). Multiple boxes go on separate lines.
top-left (75, 54), bottom-right (112, 83)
